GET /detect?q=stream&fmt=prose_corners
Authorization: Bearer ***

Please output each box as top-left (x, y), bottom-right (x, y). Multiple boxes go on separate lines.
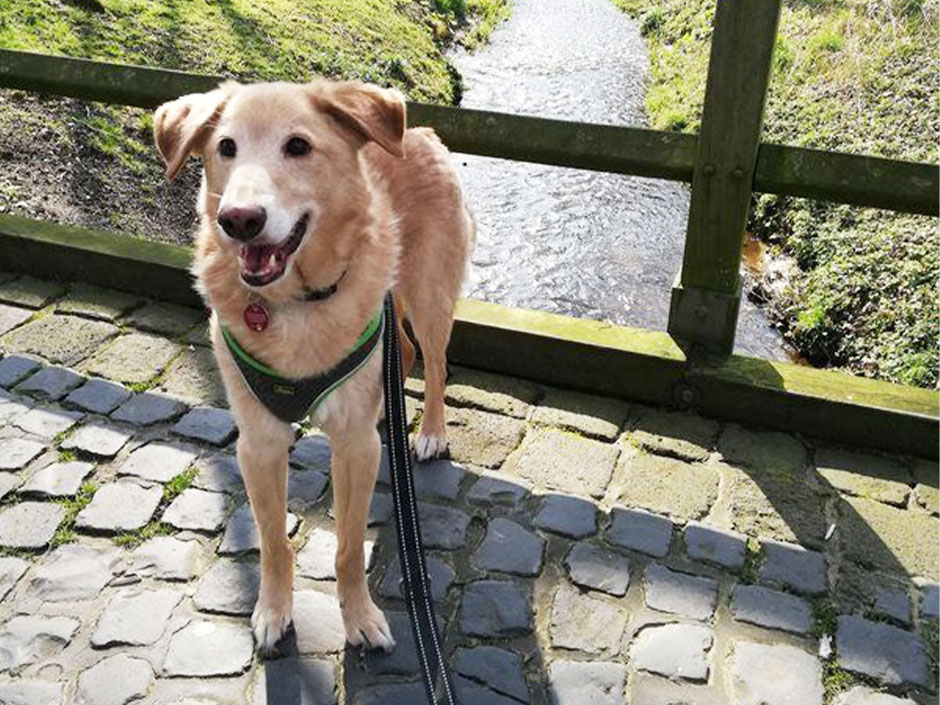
top-left (450, 0), bottom-right (788, 360)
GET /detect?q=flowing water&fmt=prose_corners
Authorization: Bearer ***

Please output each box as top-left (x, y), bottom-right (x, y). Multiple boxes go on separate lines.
top-left (450, 0), bottom-right (788, 360)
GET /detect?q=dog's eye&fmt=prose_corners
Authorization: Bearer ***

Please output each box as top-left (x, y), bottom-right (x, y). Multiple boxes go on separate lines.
top-left (285, 137), bottom-right (311, 157)
top-left (219, 138), bottom-right (237, 158)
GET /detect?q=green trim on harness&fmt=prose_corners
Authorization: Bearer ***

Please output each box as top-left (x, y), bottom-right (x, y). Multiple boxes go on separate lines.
top-left (221, 306), bottom-right (384, 423)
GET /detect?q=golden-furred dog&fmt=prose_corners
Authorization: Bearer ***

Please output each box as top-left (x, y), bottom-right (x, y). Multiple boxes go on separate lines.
top-left (153, 80), bottom-right (474, 654)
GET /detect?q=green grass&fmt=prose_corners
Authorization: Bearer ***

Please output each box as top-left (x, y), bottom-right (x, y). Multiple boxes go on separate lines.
top-left (615, 0), bottom-right (939, 388)
top-left (51, 480), bottom-right (98, 547)
top-left (811, 596), bottom-right (839, 639)
top-left (739, 538), bottom-right (763, 584)
top-left (162, 467), bottom-right (197, 502)
top-left (113, 520), bottom-right (174, 548)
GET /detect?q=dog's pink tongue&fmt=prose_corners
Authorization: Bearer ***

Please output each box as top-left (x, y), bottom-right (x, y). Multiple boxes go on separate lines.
top-left (241, 244), bottom-right (274, 272)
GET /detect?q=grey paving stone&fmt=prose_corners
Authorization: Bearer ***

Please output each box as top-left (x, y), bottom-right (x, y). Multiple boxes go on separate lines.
top-left (65, 378), bottom-right (131, 414)
top-left (111, 392), bottom-right (188, 425)
top-left (0, 276), bottom-right (66, 308)
top-left (362, 611), bottom-right (424, 676)
top-left (459, 580), bottom-right (532, 637)
top-left (0, 304), bottom-right (31, 336)
top-left (296, 528), bottom-right (373, 580)
top-left (718, 425), bottom-right (808, 471)
top-left (293, 590), bottom-right (347, 654)
top-left (29, 544), bottom-right (123, 601)
top-left (82, 332), bottom-right (179, 385)
top-left (472, 518), bottom-right (545, 576)
top-left (379, 451), bottom-right (466, 500)
top-left (466, 470), bottom-right (531, 509)
top-left (835, 686), bottom-right (918, 704)
top-left (683, 520), bottom-right (747, 570)
top-left (350, 683), bottom-right (425, 705)
top-left (0, 614), bottom-right (80, 672)
top-left (550, 585), bottom-right (627, 655)
top-left (14, 366), bottom-right (83, 400)
top-left (13, 405), bottom-right (83, 439)
top-left (128, 536), bottom-right (201, 581)
top-left (368, 492), bottom-right (393, 526)
top-left (759, 539), bottom-right (827, 595)
top-left (531, 388), bottom-right (628, 441)
top-left (55, 283), bottom-right (145, 321)
top-left (549, 660), bottom-right (627, 705)
top-left (453, 676), bottom-right (520, 705)
top-left (251, 656), bottom-right (337, 705)
top-left (617, 452), bottom-right (721, 521)
top-left (163, 488), bottom-right (230, 532)
top-left (0, 473), bottom-right (21, 501)
top-left (379, 554), bottom-right (454, 603)
top-left (534, 494), bottom-right (597, 539)
top-left (194, 454), bottom-right (243, 494)
top-left (606, 506), bottom-right (672, 557)
top-left (0, 438), bottom-right (45, 470)
top-left (60, 422), bottom-right (131, 458)
top-left (118, 442), bottom-right (197, 483)
top-left (163, 620), bottom-right (254, 677)
top-left (644, 564), bottom-right (718, 621)
top-left (630, 408), bottom-right (719, 462)
top-left (125, 301), bottom-right (205, 335)
top-left (0, 680), bottom-right (65, 705)
top-left (445, 407), bottom-right (526, 469)
top-left (0, 355), bottom-right (40, 388)
top-left (0, 557), bottom-right (28, 601)
top-left (873, 586), bottom-right (911, 625)
top-left (76, 653), bottom-right (154, 705)
top-left (816, 447), bottom-right (912, 506)
top-left (2, 314), bottom-right (118, 366)
top-left (564, 543), bottom-right (631, 596)
top-left (633, 623), bottom-right (713, 681)
top-left (731, 641), bottom-right (823, 705)
top-left (629, 675), bottom-right (723, 705)
top-left (417, 502), bottom-right (470, 550)
top-left (75, 482), bottom-right (162, 532)
top-left (172, 407), bottom-right (237, 446)
top-left (921, 582), bottom-right (939, 620)
top-left (290, 435), bottom-right (331, 471)
top-left (218, 504), bottom-right (300, 555)
top-left (0, 502), bottom-right (64, 548)
top-left (91, 588), bottom-right (183, 647)
top-left (445, 366), bottom-right (540, 419)
top-left (193, 559), bottom-right (260, 615)
top-left (836, 615), bottom-right (929, 687)
top-left (454, 645), bottom-right (528, 703)
top-left (505, 428), bottom-right (619, 498)
top-left (288, 470), bottom-right (329, 510)
top-left (21, 460), bottom-right (93, 497)
top-left (0, 390), bottom-right (33, 424)
top-left (157, 346), bottom-right (227, 407)
top-left (730, 585), bottom-right (812, 634)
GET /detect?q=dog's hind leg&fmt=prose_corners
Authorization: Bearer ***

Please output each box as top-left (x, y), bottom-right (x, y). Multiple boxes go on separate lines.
top-left (236, 415), bottom-right (295, 655)
top-left (330, 424), bottom-right (395, 651)
top-left (408, 301), bottom-right (453, 462)
top-left (394, 294), bottom-right (417, 380)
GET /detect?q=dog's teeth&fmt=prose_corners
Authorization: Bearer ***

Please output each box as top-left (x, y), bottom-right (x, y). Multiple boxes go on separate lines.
top-left (268, 254), bottom-right (277, 270)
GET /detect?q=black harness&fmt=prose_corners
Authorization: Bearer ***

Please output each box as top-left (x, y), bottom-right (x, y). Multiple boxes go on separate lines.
top-left (222, 306), bottom-right (383, 423)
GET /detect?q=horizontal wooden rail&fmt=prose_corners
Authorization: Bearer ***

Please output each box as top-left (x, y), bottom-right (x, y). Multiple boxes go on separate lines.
top-left (0, 50), bottom-right (937, 215)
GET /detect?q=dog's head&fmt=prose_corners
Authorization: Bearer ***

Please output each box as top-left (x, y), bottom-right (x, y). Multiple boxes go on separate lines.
top-left (153, 80), bottom-right (405, 292)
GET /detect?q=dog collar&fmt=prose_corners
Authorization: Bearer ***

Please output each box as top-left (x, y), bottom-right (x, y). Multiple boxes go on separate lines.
top-left (221, 305), bottom-right (384, 423)
top-left (298, 270), bottom-right (347, 302)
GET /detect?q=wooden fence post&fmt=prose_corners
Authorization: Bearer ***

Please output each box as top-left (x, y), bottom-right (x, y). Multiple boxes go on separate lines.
top-left (668, 0), bottom-right (782, 355)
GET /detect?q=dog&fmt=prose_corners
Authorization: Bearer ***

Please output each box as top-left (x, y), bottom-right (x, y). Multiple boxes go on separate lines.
top-left (153, 79), bottom-right (474, 653)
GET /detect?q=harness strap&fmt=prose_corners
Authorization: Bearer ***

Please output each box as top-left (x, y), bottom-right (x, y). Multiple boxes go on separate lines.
top-left (382, 294), bottom-right (456, 705)
top-left (222, 307), bottom-right (383, 424)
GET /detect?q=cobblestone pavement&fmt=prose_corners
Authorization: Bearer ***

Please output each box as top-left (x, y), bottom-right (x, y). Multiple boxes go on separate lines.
top-left (0, 274), bottom-right (936, 705)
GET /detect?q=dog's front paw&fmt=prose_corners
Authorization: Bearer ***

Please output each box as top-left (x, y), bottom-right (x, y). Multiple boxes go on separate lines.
top-left (414, 431), bottom-right (448, 462)
top-left (251, 594), bottom-right (294, 657)
top-left (342, 594), bottom-right (395, 652)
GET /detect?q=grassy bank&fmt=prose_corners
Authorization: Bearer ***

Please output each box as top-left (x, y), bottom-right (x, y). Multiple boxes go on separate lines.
top-left (615, 0), bottom-right (939, 388)
top-left (0, 0), bottom-right (507, 242)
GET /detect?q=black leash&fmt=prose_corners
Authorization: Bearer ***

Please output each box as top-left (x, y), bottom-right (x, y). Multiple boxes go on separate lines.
top-left (382, 294), bottom-right (457, 705)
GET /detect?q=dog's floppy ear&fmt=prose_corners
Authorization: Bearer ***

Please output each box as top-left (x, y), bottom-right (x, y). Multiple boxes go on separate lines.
top-left (153, 82), bottom-right (236, 180)
top-left (319, 81), bottom-right (406, 158)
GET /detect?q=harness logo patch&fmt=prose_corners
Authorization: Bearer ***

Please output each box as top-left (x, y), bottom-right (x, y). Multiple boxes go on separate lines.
top-left (273, 384), bottom-right (296, 396)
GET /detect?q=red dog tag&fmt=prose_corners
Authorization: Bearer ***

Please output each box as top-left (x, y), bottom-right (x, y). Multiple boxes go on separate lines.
top-left (244, 303), bottom-right (270, 332)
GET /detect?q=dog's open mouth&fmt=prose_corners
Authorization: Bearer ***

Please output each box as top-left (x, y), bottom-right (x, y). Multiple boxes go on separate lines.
top-left (238, 214), bottom-right (309, 286)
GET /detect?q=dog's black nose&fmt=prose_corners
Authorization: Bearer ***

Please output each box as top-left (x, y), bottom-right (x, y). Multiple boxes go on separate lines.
top-left (218, 205), bottom-right (267, 241)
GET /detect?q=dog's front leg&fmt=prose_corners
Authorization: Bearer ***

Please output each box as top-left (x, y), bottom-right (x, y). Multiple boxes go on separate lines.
top-left (331, 427), bottom-right (395, 651)
top-left (237, 419), bottom-right (295, 655)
